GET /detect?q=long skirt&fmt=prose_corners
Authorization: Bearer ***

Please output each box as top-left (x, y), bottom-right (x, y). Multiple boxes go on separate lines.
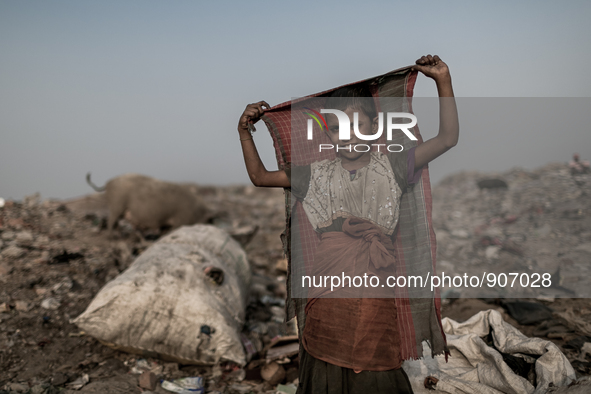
top-left (296, 348), bottom-right (414, 394)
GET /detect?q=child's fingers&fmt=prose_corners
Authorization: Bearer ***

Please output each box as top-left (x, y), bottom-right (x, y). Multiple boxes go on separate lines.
top-left (243, 101), bottom-right (269, 122)
top-left (411, 64), bottom-right (423, 72)
top-left (415, 54), bottom-right (444, 69)
top-left (243, 107), bottom-right (259, 118)
top-left (255, 102), bottom-right (267, 115)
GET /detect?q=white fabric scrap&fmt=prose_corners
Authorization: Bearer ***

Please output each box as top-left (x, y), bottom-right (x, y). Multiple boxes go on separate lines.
top-left (403, 309), bottom-right (576, 394)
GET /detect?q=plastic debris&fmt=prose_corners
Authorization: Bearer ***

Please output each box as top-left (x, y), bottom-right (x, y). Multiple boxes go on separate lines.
top-left (240, 333), bottom-right (258, 362)
top-left (161, 377), bottom-right (204, 394)
top-left (41, 297), bottom-right (61, 310)
top-left (276, 383), bottom-right (298, 394)
top-left (66, 373), bottom-right (90, 390)
top-left (264, 335), bottom-right (299, 361)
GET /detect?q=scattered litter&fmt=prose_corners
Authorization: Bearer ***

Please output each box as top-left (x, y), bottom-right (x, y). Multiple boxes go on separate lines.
top-left (266, 342), bottom-right (299, 362)
top-left (68, 331), bottom-right (85, 337)
top-left (1, 162), bottom-right (590, 390)
top-left (40, 297), bottom-right (61, 310)
top-left (225, 368), bottom-right (246, 382)
top-left (240, 333), bottom-right (258, 362)
top-left (276, 383), bottom-right (298, 394)
top-left (161, 377), bottom-right (204, 394)
top-left (264, 335), bottom-right (299, 361)
top-left (579, 342), bottom-right (591, 361)
top-left (66, 373), bottom-right (89, 390)
top-left (260, 295), bottom-right (285, 306)
top-left (129, 358), bottom-right (161, 375)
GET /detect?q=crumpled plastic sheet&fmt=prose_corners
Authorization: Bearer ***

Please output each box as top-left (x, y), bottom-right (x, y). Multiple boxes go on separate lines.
top-left (402, 309), bottom-right (576, 394)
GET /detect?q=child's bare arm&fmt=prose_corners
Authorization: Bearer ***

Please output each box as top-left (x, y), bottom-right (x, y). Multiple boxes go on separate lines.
top-left (238, 101), bottom-right (290, 188)
top-left (412, 55), bottom-right (459, 169)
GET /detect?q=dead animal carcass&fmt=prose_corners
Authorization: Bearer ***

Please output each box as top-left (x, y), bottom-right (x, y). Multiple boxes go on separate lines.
top-left (86, 173), bottom-right (210, 235)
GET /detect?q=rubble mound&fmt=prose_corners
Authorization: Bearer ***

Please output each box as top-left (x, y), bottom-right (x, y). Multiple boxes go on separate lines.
top-left (1, 162), bottom-right (591, 392)
top-left (0, 186), bottom-right (292, 393)
top-left (432, 162), bottom-right (591, 298)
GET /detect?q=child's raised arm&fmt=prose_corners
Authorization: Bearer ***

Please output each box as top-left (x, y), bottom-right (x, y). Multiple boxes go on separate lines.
top-left (411, 55), bottom-right (459, 169)
top-left (237, 101), bottom-right (291, 188)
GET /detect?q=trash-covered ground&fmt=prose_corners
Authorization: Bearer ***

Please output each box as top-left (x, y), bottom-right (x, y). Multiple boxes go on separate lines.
top-left (1, 161), bottom-right (591, 393)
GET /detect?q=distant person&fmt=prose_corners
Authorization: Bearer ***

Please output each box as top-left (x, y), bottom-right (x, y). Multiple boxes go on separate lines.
top-left (569, 153), bottom-right (590, 175)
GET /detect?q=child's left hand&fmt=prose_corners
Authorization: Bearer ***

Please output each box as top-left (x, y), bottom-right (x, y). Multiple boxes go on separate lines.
top-left (412, 54), bottom-right (450, 83)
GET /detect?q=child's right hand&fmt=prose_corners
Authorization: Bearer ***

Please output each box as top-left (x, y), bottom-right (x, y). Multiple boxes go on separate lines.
top-left (238, 101), bottom-right (270, 134)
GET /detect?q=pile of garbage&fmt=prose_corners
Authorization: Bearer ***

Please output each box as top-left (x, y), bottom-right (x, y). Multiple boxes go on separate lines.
top-left (1, 160), bottom-right (591, 393)
top-left (432, 161), bottom-right (591, 298)
top-left (0, 186), bottom-right (300, 393)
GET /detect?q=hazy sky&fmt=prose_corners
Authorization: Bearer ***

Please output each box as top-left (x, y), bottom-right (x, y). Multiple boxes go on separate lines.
top-left (1, 1), bottom-right (590, 200)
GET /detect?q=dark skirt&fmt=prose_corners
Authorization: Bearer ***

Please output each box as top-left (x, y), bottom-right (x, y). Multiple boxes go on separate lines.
top-left (296, 348), bottom-right (414, 394)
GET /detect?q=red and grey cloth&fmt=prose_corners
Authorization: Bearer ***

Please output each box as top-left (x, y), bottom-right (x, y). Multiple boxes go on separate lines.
top-left (261, 66), bottom-right (448, 363)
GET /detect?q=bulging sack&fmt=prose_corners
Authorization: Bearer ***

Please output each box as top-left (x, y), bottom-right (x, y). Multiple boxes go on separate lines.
top-left (74, 225), bottom-right (251, 365)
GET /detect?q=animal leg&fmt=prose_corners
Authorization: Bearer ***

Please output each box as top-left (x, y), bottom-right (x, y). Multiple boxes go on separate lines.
top-left (107, 206), bottom-right (125, 239)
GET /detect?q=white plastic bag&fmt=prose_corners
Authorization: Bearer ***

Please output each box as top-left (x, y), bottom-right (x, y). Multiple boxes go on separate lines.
top-left (74, 225), bottom-right (251, 365)
top-left (403, 309), bottom-right (576, 394)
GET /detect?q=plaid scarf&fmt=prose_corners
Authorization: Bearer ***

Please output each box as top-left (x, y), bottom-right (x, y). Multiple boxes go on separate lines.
top-left (261, 66), bottom-right (447, 361)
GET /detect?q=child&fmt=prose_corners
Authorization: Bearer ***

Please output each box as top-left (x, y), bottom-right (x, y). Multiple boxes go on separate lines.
top-left (237, 55), bottom-right (458, 393)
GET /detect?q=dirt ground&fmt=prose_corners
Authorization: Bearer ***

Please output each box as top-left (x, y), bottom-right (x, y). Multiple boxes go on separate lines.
top-left (1, 162), bottom-right (591, 393)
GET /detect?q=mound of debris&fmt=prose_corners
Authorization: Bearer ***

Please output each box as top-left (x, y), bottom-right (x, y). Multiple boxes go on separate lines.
top-left (434, 162), bottom-right (591, 379)
top-left (0, 186), bottom-right (297, 393)
top-left (1, 161), bottom-right (591, 393)
top-left (432, 162), bottom-right (591, 299)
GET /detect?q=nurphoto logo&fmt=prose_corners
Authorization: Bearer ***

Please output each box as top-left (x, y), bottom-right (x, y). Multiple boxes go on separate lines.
top-left (304, 108), bottom-right (418, 153)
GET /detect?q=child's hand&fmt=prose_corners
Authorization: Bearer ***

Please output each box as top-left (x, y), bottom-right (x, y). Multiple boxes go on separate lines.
top-left (412, 55), bottom-right (450, 83)
top-left (238, 101), bottom-right (270, 134)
